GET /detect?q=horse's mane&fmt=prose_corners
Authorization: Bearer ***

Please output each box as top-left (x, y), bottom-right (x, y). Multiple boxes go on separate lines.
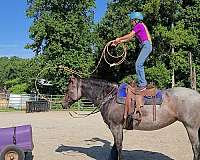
top-left (80, 78), bottom-right (117, 104)
top-left (82, 78), bottom-right (116, 88)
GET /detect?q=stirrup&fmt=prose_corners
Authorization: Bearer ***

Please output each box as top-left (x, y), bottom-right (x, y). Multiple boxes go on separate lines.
top-left (133, 106), bottom-right (143, 121)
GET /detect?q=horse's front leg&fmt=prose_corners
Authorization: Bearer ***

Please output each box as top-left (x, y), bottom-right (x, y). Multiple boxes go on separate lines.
top-left (109, 124), bottom-right (123, 160)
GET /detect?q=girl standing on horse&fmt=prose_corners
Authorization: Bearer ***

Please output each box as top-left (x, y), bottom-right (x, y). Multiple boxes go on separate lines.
top-left (112, 12), bottom-right (152, 91)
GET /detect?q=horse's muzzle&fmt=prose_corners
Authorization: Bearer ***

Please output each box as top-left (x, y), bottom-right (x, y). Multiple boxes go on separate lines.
top-left (62, 96), bottom-right (73, 109)
top-left (62, 101), bottom-right (68, 109)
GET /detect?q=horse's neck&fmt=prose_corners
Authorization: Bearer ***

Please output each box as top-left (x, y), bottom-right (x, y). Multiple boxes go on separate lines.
top-left (81, 79), bottom-right (114, 105)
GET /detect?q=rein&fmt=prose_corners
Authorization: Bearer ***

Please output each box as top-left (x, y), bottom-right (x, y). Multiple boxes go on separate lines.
top-left (67, 107), bottom-right (100, 118)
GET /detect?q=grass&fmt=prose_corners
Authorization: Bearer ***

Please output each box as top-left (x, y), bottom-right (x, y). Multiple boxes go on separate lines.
top-left (0, 102), bottom-right (97, 112)
top-left (0, 108), bottom-right (23, 112)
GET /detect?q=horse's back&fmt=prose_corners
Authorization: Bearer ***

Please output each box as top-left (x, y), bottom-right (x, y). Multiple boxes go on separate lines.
top-left (168, 87), bottom-right (200, 98)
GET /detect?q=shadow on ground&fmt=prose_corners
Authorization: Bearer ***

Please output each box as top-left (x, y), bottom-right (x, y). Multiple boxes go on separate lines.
top-left (55, 137), bottom-right (174, 160)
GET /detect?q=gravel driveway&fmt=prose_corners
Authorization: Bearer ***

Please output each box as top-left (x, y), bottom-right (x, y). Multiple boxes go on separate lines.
top-left (0, 111), bottom-right (193, 160)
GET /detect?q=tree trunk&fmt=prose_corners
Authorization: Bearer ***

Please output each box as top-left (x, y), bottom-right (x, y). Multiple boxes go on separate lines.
top-left (189, 52), bottom-right (196, 90)
top-left (171, 47), bottom-right (175, 88)
top-left (171, 22), bottom-right (175, 88)
top-left (192, 65), bottom-right (197, 90)
top-left (189, 52), bottom-right (193, 88)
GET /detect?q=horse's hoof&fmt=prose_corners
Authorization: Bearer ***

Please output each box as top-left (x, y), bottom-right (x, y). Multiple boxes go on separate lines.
top-left (124, 115), bottom-right (133, 130)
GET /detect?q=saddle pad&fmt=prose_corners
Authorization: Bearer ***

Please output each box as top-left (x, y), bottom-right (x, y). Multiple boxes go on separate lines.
top-left (117, 83), bottom-right (128, 97)
top-left (117, 83), bottom-right (128, 104)
top-left (144, 90), bottom-right (163, 105)
top-left (116, 83), bottom-right (163, 105)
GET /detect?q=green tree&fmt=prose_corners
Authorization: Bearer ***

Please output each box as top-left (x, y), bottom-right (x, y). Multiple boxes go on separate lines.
top-left (0, 57), bottom-right (41, 93)
top-left (26, 0), bottom-right (96, 93)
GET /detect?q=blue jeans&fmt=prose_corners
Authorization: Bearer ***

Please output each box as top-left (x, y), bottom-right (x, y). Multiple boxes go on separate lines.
top-left (135, 40), bottom-right (152, 87)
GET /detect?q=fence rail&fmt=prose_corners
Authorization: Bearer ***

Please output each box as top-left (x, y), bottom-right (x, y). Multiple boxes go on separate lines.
top-left (0, 94), bottom-right (95, 112)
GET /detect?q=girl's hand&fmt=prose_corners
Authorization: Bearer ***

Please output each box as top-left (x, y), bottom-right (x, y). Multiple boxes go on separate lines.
top-left (111, 38), bottom-right (121, 46)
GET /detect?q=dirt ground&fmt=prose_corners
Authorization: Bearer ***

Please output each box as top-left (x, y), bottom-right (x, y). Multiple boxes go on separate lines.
top-left (0, 111), bottom-right (193, 160)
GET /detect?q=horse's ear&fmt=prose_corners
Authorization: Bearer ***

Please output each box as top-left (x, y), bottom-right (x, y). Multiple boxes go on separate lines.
top-left (69, 75), bottom-right (76, 84)
top-left (70, 75), bottom-right (75, 79)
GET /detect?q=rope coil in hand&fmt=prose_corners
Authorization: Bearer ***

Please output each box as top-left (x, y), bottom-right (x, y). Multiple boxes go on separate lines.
top-left (103, 40), bottom-right (127, 67)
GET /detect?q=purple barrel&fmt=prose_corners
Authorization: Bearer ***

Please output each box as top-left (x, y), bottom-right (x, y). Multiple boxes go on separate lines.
top-left (0, 125), bottom-right (34, 152)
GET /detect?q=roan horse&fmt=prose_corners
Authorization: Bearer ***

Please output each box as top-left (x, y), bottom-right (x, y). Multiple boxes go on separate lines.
top-left (63, 76), bottom-right (200, 160)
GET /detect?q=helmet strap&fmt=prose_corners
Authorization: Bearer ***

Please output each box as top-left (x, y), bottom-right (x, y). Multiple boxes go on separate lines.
top-left (135, 19), bottom-right (141, 23)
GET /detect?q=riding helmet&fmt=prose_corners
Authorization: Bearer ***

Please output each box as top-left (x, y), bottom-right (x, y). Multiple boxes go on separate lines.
top-left (128, 12), bottom-right (144, 21)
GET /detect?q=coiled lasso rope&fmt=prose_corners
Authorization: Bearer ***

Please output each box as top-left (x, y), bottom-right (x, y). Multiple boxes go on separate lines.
top-left (89, 40), bottom-right (127, 75)
top-left (103, 40), bottom-right (127, 67)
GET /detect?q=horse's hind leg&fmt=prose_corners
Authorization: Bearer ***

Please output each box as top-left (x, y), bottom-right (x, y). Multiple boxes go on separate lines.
top-left (109, 124), bottom-right (123, 160)
top-left (185, 126), bottom-right (200, 160)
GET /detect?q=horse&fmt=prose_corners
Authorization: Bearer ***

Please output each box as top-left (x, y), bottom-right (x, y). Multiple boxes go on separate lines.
top-left (63, 76), bottom-right (200, 160)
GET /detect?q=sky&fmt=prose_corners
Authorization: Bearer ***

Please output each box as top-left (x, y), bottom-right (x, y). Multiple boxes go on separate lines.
top-left (0, 0), bottom-right (107, 59)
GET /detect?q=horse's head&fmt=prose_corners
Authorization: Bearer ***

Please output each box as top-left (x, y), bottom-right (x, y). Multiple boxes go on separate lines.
top-left (62, 76), bottom-right (82, 108)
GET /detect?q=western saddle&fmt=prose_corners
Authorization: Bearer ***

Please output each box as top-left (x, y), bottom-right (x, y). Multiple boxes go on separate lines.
top-left (124, 81), bottom-right (157, 122)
